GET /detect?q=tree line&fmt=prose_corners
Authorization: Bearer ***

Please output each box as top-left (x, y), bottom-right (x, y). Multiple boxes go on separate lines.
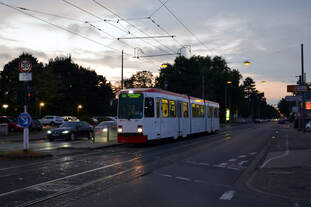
top-left (0, 53), bottom-right (279, 121)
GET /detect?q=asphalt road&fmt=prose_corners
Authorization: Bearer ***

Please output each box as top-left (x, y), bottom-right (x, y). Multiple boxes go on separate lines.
top-left (0, 123), bottom-right (304, 207)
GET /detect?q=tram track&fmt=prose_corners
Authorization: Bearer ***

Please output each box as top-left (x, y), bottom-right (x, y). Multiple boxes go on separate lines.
top-left (1, 124), bottom-right (263, 206)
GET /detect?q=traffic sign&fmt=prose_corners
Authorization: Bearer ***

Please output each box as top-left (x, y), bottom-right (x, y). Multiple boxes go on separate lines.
top-left (18, 112), bottom-right (32, 128)
top-left (19, 59), bottom-right (32, 73)
top-left (287, 85), bottom-right (308, 93)
top-left (285, 96), bottom-right (302, 102)
top-left (19, 73), bottom-right (32, 81)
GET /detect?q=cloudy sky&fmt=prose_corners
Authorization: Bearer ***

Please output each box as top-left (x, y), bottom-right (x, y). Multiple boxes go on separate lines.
top-left (0, 0), bottom-right (310, 104)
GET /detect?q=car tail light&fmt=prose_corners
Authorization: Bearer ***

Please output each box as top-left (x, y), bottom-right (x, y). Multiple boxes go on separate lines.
top-left (117, 125), bottom-right (123, 133)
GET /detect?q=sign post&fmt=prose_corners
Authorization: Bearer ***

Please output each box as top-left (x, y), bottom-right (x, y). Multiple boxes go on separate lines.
top-left (18, 59), bottom-right (32, 151)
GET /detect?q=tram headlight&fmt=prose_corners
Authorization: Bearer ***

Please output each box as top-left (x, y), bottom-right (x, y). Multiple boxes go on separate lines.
top-left (117, 126), bottom-right (123, 133)
top-left (137, 125), bottom-right (143, 133)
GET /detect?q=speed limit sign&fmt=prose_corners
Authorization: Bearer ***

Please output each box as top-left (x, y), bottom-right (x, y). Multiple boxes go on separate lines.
top-left (19, 59), bottom-right (32, 73)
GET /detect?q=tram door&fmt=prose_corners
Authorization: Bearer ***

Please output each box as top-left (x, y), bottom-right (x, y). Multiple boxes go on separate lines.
top-left (177, 102), bottom-right (182, 137)
top-left (155, 98), bottom-right (161, 138)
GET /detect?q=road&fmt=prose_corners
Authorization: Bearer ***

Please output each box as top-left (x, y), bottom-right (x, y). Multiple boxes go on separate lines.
top-left (0, 123), bottom-right (303, 207)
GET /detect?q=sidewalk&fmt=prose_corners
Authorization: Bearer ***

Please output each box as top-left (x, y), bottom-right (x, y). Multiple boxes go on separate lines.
top-left (0, 130), bottom-right (46, 142)
top-left (250, 124), bottom-right (311, 202)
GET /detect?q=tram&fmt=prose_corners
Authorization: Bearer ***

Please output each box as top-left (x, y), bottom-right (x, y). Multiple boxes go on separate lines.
top-left (117, 88), bottom-right (220, 143)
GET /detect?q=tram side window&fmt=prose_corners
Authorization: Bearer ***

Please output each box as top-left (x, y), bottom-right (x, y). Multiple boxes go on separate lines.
top-left (196, 105), bottom-right (200, 117)
top-left (192, 104), bottom-right (196, 117)
top-left (169, 100), bottom-right (176, 117)
top-left (200, 105), bottom-right (204, 117)
top-left (183, 102), bottom-right (188, 117)
top-left (210, 107), bottom-right (214, 117)
top-left (214, 108), bottom-right (219, 118)
top-left (144, 97), bottom-right (154, 117)
top-left (162, 99), bottom-right (169, 118)
top-left (156, 99), bottom-right (160, 118)
top-left (207, 106), bottom-right (211, 118)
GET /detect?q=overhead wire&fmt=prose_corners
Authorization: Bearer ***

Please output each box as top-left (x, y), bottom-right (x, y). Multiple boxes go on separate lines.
top-left (158, 0), bottom-right (209, 51)
top-left (0, 2), bottom-right (168, 71)
top-left (0, 2), bottom-right (121, 52)
top-left (62, 0), bottom-right (131, 34)
top-left (91, 0), bottom-right (177, 54)
top-left (149, 0), bottom-right (169, 17)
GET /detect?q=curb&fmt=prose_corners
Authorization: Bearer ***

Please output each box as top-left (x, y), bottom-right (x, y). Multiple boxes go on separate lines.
top-left (235, 127), bottom-right (311, 205)
top-left (57, 142), bottom-right (120, 151)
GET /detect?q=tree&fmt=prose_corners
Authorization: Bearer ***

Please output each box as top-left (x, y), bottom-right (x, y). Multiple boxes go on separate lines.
top-left (124, 70), bottom-right (154, 88)
top-left (278, 98), bottom-right (295, 117)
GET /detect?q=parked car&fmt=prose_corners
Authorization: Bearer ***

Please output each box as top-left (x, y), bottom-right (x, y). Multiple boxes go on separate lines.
top-left (62, 116), bottom-right (79, 122)
top-left (29, 119), bottom-right (43, 131)
top-left (0, 116), bottom-right (23, 132)
top-left (40, 115), bottom-right (64, 126)
top-left (47, 121), bottom-right (93, 141)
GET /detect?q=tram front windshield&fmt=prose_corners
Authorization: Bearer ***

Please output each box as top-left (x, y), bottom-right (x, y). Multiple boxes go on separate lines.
top-left (118, 93), bottom-right (143, 119)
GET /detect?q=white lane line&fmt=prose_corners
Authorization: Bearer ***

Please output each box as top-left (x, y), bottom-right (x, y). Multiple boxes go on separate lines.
top-left (158, 173), bottom-right (173, 178)
top-left (198, 162), bottom-right (210, 166)
top-left (219, 190), bottom-right (235, 200)
top-left (226, 166), bottom-right (240, 171)
top-left (175, 176), bottom-right (191, 181)
top-left (238, 155), bottom-right (247, 158)
top-left (228, 159), bottom-right (237, 162)
top-left (185, 161), bottom-right (210, 167)
top-left (261, 137), bottom-right (289, 168)
top-left (239, 161), bottom-right (248, 166)
top-left (0, 157), bottom-right (141, 198)
top-left (249, 152), bottom-right (257, 155)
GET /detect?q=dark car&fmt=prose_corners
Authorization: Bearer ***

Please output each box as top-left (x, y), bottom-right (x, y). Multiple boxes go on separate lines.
top-left (0, 116), bottom-right (23, 132)
top-left (47, 121), bottom-right (93, 141)
top-left (29, 119), bottom-right (42, 131)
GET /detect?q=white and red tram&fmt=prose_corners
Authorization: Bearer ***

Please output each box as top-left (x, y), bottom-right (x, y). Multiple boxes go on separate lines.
top-left (117, 88), bottom-right (220, 143)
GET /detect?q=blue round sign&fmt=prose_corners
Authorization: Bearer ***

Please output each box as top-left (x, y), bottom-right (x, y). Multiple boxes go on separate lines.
top-left (18, 112), bottom-right (32, 128)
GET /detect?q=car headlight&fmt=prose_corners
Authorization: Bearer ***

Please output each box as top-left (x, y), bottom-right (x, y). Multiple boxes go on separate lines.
top-left (102, 128), bottom-right (108, 132)
top-left (62, 130), bottom-right (70, 134)
top-left (137, 125), bottom-right (143, 133)
top-left (117, 126), bottom-right (123, 133)
top-left (47, 130), bottom-right (52, 134)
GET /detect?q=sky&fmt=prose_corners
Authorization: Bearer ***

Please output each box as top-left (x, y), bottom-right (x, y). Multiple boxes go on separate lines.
top-left (0, 0), bottom-right (310, 105)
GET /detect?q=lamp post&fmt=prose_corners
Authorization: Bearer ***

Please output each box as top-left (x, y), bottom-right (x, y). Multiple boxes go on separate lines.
top-left (2, 104), bottom-right (8, 115)
top-left (225, 81), bottom-right (232, 123)
top-left (77, 104), bottom-right (83, 117)
top-left (39, 102), bottom-right (45, 118)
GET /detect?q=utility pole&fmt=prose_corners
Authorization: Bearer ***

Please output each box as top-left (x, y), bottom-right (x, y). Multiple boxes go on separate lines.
top-left (121, 50), bottom-right (124, 89)
top-left (301, 43), bottom-right (306, 132)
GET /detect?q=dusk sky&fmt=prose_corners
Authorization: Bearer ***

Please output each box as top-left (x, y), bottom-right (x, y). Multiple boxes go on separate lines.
top-left (1, 0), bottom-right (310, 105)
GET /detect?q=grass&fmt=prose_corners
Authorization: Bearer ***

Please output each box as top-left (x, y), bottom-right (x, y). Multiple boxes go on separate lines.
top-left (0, 150), bottom-right (53, 160)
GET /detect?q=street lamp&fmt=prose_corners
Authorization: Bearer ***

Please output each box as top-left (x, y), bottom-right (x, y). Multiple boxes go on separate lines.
top-left (2, 104), bottom-right (8, 114)
top-left (77, 104), bottom-right (83, 117)
top-left (225, 81), bottom-right (232, 123)
top-left (39, 102), bottom-right (45, 118)
top-left (243, 61), bottom-right (251, 65)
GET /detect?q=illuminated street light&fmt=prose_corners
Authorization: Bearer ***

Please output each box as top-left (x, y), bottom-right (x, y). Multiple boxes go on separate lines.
top-left (243, 61), bottom-right (251, 65)
top-left (39, 102), bottom-right (45, 117)
top-left (2, 104), bottom-right (8, 114)
top-left (77, 104), bottom-right (83, 117)
top-left (161, 64), bottom-right (168, 68)
top-left (227, 81), bottom-right (232, 84)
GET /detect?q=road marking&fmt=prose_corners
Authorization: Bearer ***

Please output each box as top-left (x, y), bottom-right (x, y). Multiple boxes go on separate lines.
top-left (227, 166), bottom-right (240, 171)
top-left (175, 176), bottom-right (190, 181)
top-left (158, 173), bottom-right (173, 178)
top-left (261, 136), bottom-right (289, 168)
top-left (249, 152), bottom-right (257, 155)
top-left (228, 158), bottom-right (237, 162)
top-left (238, 155), bottom-right (247, 158)
top-left (239, 161), bottom-right (248, 166)
top-left (214, 163), bottom-right (227, 168)
top-left (185, 161), bottom-right (210, 167)
top-left (219, 190), bottom-right (235, 200)
top-left (198, 162), bottom-right (210, 166)
top-left (225, 137), bottom-right (231, 140)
